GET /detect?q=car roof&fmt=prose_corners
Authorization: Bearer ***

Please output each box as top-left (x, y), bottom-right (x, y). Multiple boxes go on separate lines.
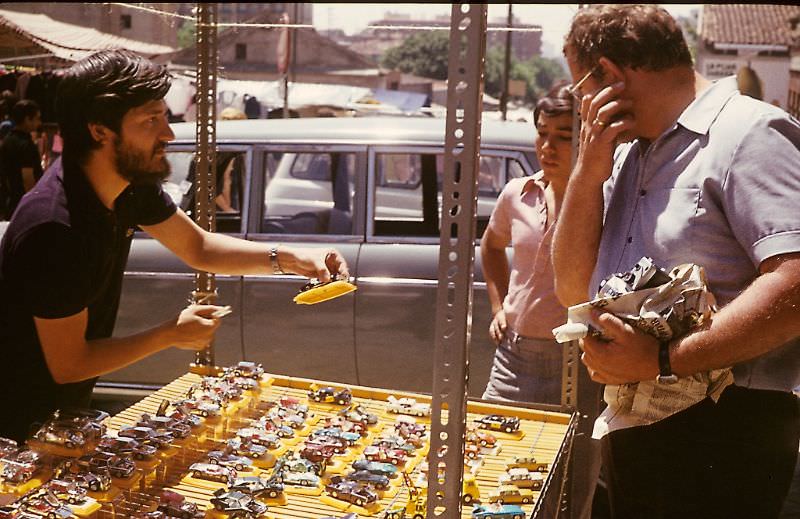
top-left (169, 116), bottom-right (535, 151)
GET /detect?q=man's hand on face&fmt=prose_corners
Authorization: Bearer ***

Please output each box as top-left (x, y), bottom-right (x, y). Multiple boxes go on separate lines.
top-left (171, 304), bottom-right (224, 351)
top-left (580, 310), bottom-right (660, 385)
top-left (575, 81), bottom-right (635, 185)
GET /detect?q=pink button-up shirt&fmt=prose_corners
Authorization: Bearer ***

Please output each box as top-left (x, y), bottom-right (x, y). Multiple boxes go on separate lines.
top-left (486, 172), bottom-right (566, 339)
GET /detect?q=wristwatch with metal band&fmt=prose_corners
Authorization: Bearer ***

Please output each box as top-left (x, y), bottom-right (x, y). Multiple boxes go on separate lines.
top-left (269, 246), bottom-right (284, 275)
top-left (657, 340), bottom-right (679, 384)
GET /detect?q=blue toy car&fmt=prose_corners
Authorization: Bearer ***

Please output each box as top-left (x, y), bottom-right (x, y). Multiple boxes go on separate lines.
top-left (472, 503), bottom-right (526, 519)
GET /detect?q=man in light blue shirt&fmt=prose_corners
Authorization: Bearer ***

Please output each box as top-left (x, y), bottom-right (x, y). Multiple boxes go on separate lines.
top-left (553, 5), bottom-right (800, 518)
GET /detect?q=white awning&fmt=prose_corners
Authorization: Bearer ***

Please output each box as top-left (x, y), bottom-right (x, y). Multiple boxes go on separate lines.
top-left (0, 8), bottom-right (174, 64)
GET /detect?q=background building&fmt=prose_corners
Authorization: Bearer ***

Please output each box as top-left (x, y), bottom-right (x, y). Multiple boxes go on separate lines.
top-left (697, 4), bottom-right (800, 111)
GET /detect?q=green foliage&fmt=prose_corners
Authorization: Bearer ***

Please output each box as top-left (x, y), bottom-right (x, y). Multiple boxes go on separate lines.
top-left (381, 31), bottom-right (450, 80)
top-left (177, 21), bottom-right (196, 50)
top-left (381, 32), bottom-right (568, 105)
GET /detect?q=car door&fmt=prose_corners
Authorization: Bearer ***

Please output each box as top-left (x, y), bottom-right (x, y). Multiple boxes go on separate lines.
top-left (354, 147), bottom-right (533, 397)
top-left (105, 146), bottom-right (251, 388)
top-left (240, 145), bottom-right (365, 385)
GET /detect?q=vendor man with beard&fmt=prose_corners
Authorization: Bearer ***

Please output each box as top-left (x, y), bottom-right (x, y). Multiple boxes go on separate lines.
top-left (0, 50), bottom-right (349, 442)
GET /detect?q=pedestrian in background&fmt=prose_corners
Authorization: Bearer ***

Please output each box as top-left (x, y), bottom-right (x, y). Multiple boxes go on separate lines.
top-left (0, 99), bottom-right (43, 218)
top-left (480, 82), bottom-right (602, 519)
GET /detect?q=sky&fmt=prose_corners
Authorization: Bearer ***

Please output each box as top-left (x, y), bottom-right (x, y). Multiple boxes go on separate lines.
top-left (312, 4), bottom-right (701, 57)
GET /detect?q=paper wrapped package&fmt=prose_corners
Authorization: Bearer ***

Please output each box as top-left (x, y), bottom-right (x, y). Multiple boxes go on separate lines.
top-left (552, 257), bottom-right (733, 438)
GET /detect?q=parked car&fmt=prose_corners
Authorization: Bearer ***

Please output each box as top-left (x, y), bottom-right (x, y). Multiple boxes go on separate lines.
top-left (229, 475), bottom-right (284, 499)
top-left (471, 503), bottom-right (525, 519)
top-left (188, 463), bottom-right (235, 485)
top-left (209, 489), bottom-right (267, 518)
top-left (308, 386), bottom-right (352, 406)
top-left (474, 414), bottom-right (520, 434)
top-left (90, 117), bottom-right (537, 401)
top-left (155, 490), bottom-right (204, 519)
top-left (325, 477), bottom-right (378, 507)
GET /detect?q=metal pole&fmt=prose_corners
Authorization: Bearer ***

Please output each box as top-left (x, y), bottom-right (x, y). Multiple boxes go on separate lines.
top-left (426, 4), bottom-right (487, 517)
top-left (190, 2), bottom-right (219, 375)
top-left (500, 3), bottom-right (513, 121)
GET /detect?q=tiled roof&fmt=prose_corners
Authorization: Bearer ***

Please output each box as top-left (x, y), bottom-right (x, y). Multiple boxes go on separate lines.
top-left (701, 4), bottom-right (800, 47)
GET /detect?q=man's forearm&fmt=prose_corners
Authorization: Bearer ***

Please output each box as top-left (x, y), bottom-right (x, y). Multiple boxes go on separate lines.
top-left (481, 245), bottom-right (509, 315)
top-left (671, 255), bottom-right (800, 377)
top-left (552, 174), bottom-right (605, 307)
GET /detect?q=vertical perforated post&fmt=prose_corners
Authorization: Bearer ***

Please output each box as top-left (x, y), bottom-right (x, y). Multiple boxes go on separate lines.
top-left (191, 2), bottom-right (218, 371)
top-left (426, 4), bottom-right (487, 518)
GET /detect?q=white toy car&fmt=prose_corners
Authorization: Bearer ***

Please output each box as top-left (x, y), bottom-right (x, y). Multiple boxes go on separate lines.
top-left (386, 396), bottom-right (431, 417)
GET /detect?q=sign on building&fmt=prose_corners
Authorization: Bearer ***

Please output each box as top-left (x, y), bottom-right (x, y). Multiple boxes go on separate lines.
top-left (704, 60), bottom-right (738, 79)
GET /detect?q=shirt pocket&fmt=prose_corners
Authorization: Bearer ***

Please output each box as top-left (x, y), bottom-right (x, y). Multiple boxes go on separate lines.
top-left (638, 187), bottom-right (700, 268)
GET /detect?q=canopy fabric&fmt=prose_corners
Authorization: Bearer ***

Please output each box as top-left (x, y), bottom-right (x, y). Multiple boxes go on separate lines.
top-left (0, 8), bottom-right (174, 64)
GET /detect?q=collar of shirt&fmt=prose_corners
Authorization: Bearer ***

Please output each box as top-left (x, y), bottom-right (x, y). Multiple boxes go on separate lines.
top-left (58, 157), bottom-right (112, 225)
top-left (676, 76), bottom-right (739, 136)
top-left (520, 170), bottom-right (547, 198)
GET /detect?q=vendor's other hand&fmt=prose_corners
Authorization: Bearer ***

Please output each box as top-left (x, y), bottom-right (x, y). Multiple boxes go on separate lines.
top-left (580, 310), bottom-right (660, 385)
top-left (290, 247), bottom-right (349, 282)
top-left (489, 310), bottom-right (507, 345)
top-left (171, 304), bottom-right (224, 351)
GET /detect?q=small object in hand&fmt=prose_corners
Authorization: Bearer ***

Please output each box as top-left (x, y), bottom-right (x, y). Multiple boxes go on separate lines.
top-left (293, 274), bottom-right (357, 305)
top-left (211, 306), bottom-right (233, 319)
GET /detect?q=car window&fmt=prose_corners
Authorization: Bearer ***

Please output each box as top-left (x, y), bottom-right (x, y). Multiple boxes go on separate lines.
top-left (261, 152), bottom-right (356, 235)
top-left (373, 152), bottom-right (509, 238)
top-left (166, 151), bottom-right (246, 234)
top-left (508, 158), bottom-right (527, 180)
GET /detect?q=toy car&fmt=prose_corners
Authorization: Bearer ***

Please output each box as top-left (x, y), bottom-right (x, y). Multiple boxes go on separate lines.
top-left (466, 428), bottom-right (497, 448)
top-left (363, 445), bottom-right (407, 465)
top-left (156, 489), bottom-right (204, 519)
top-left (44, 479), bottom-right (87, 504)
top-left (188, 463), bottom-right (235, 485)
top-left (252, 416), bottom-right (295, 438)
top-left (97, 435), bottom-right (157, 461)
top-left (471, 503), bottom-right (526, 519)
top-left (58, 470), bottom-right (112, 493)
top-left (278, 395), bottom-right (309, 417)
top-left (0, 438), bottom-right (18, 459)
top-left (506, 456), bottom-right (549, 472)
top-left (487, 485), bottom-right (535, 505)
top-left (300, 443), bottom-right (336, 463)
top-left (339, 404), bottom-right (378, 425)
top-left (474, 414), bottom-right (520, 434)
top-left (499, 468), bottom-right (544, 490)
top-left (19, 491), bottom-right (74, 518)
top-left (236, 428), bottom-right (281, 449)
top-left (136, 414), bottom-right (192, 439)
top-left (464, 443), bottom-right (482, 460)
top-left (386, 396), bottom-right (431, 417)
top-left (207, 451), bottom-right (254, 472)
top-left (276, 455), bottom-right (322, 476)
top-left (308, 386), bottom-right (353, 405)
top-left (394, 416), bottom-right (427, 438)
top-left (1, 460), bottom-right (39, 484)
top-left (173, 398), bottom-right (220, 418)
top-left (280, 471), bottom-right (320, 487)
top-left (73, 451), bottom-right (136, 479)
top-left (229, 475), bottom-right (284, 499)
top-left (305, 435), bottom-right (348, 454)
top-left (325, 477), bottom-right (378, 507)
top-left (118, 426), bottom-right (173, 449)
top-left (344, 470), bottom-right (390, 490)
top-left (209, 489), bottom-right (267, 518)
top-left (312, 427), bottom-right (361, 446)
top-left (294, 275), bottom-right (357, 305)
top-left (226, 438), bottom-right (268, 459)
top-left (228, 361), bottom-right (265, 379)
top-left (324, 416), bottom-right (366, 436)
top-left (351, 459), bottom-right (398, 478)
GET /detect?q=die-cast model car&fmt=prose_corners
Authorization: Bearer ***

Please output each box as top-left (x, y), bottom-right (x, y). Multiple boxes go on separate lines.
top-left (487, 485), bottom-right (535, 505)
top-left (188, 463), bottom-right (235, 485)
top-left (499, 468), bottom-right (544, 490)
top-left (386, 396), bottom-right (431, 417)
top-left (307, 386), bottom-right (352, 406)
top-left (229, 476), bottom-right (284, 499)
top-left (474, 414), bottom-right (520, 434)
top-left (209, 489), bottom-right (267, 518)
top-left (471, 503), bottom-right (525, 519)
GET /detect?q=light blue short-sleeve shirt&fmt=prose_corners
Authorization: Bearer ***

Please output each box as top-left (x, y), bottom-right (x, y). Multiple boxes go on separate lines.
top-left (591, 76), bottom-right (800, 392)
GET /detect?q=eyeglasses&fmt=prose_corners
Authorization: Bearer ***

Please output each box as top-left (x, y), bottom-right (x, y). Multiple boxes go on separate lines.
top-left (567, 66), bottom-right (600, 101)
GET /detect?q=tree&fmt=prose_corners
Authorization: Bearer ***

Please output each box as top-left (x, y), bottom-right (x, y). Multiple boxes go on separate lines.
top-left (381, 31), bottom-right (450, 80)
top-left (381, 33), bottom-right (568, 105)
top-left (177, 21), bottom-right (196, 50)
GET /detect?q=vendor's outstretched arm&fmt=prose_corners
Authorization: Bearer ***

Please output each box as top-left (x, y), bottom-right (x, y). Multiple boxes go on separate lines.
top-left (142, 210), bottom-right (349, 281)
top-left (35, 304), bottom-right (223, 384)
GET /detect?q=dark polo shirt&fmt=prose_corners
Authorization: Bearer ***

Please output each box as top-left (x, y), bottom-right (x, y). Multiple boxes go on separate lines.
top-left (0, 129), bottom-right (44, 216)
top-left (0, 157), bottom-right (175, 441)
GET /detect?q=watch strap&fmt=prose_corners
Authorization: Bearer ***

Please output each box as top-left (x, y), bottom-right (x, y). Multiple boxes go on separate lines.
top-left (269, 246), bottom-right (284, 275)
top-left (657, 340), bottom-right (678, 384)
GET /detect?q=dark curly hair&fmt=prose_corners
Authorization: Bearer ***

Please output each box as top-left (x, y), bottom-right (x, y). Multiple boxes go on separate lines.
top-left (564, 5), bottom-right (692, 77)
top-left (56, 49), bottom-right (171, 164)
top-left (534, 81), bottom-right (573, 126)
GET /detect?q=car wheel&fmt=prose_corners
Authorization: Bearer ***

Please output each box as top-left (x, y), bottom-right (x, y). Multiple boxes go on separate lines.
top-left (414, 514), bottom-right (424, 519)
top-left (356, 498), bottom-right (364, 506)
top-left (236, 463), bottom-right (244, 471)
top-left (214, 503), bottom-right (224, 512)
top-left (65, 441), bottom-right (75, 449)
top-left (268, 490), bottom-right (278, 498)
top-left (201, 410), bottom-right (208, 417)
top-left (48, 513), bottom-right (57, 519)
top-left (90, 482), bottom-right (100, 492)
top-left (514, 515), bottom-right (523, 519)
top-left (338, 399), bottom-right (346, 405)
top-left (331, 490), bottom-right (339, 498)
top-left (480, 440), bottom-right (487, 447)
top-left (463, 494), bottom-right (473, 504)
top-left (523, 497), bottom-right (531, 504)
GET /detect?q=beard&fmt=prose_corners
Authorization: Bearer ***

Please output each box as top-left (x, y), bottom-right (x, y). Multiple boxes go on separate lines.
top-left (114, 136), bottom-right (171, 185)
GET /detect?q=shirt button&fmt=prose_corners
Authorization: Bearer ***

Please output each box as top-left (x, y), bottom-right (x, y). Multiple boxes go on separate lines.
top-left (627, 237), bottom-right (633, 243)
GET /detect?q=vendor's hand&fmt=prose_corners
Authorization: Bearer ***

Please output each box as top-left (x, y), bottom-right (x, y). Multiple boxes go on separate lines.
top-left (287, 247), bottom-right (349, 282)
top-left (170, 304), bottom-right (224, 351)
top-left (489, 310), bottom-right (507, 345)
top-left (580, 310), bottom-right (660, 385)
top-left (575, 81), bottom-right (635, 185)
